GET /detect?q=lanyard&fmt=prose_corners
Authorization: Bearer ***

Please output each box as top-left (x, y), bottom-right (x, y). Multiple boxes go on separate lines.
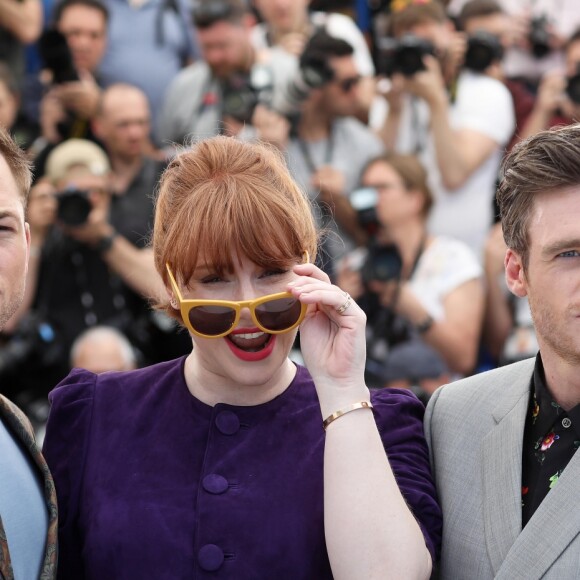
top-left (296, 128), bottom-right (335, 174)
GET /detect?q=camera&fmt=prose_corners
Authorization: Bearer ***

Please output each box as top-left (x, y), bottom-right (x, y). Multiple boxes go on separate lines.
top-left (375, 34), bottom-right (435, 77)
top-left (221, 44), bottom-right (335, 124)
top-left (349, 186), bottom-right (403, 283)
top-left (38, 28), bottom-right (79, 84)
top-left (350, 186), bottom-right (380, 236)
top-left (464, 31), bottom-right (503, 72)
top-left (361, 244), bottom-right (403, 284)
top-left (272, 49), bottom-right (335, 118)
top-left (529, 16), bottom-right (551, 59)
top-left (220, 67), bottom-right (273, 124)
top-left (56, 187), bottom-right (92, 226)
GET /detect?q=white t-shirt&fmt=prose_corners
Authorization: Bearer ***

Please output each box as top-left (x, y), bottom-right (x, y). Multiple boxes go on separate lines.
top-left (409, 235), bottom-right (483, 320)
top-left (390, 71), bottom-right (515, 261)
top-left (251, 11), bottom-right (375, 77)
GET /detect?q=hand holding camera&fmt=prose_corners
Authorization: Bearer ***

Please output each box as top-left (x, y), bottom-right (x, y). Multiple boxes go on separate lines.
top-left (399, 54), bottom-right (448, 109)
top-left (50, 70), bottom-right (101, 120)
top-left (55, 185), bottom-right (113, 248)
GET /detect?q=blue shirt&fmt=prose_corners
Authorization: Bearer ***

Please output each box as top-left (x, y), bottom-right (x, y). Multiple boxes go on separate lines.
top-left (0, 418), bottom-right (48, 579)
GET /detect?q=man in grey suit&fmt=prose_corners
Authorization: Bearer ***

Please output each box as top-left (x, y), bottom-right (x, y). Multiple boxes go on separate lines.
top-left (425, 123), bottom-right (580, 579)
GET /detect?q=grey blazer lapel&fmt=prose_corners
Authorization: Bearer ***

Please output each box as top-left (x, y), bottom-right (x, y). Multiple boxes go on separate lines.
top-left (481, 364), bottom-right (532, 575)
top-left (496, 442), bottom-right (580, 579)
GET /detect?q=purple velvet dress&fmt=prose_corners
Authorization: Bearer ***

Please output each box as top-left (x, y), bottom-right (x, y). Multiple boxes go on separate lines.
top-left (43, 357), bottom-right (442, 579)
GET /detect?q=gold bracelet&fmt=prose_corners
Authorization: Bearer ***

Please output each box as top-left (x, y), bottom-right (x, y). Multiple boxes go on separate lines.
top-left (323, 401), bottom-right (373, 430)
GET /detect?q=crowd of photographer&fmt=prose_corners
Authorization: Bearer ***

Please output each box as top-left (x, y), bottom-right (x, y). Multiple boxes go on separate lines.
top-left (0, 0), bottom-right (579, 424)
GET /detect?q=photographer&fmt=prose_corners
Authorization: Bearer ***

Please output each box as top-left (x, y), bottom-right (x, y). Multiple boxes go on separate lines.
top-left (158, 0), bottom-right (297, 144)
top-left (250, 0), bottom-right (376, 121)
top-left (3, 139), bottom-right (169, 401)
top-left (450, 0), bottom-right (579, 87)
top-left (252, 31), bottom-right (384, 275)
top-left (337, 154), bottom-right (484, 396)
top-left (517, 27), bottom-right (580, 142)
top-left (31, 0), bottom-right (108, 172)
top-left (377, 0), bottom-right (514, 260)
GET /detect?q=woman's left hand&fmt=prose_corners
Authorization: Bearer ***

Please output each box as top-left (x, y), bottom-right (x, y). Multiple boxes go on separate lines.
top-left (288, 263), bottom-right (368, 396)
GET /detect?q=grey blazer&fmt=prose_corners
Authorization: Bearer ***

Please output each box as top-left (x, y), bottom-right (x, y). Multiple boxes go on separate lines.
top-left (425, 358), bottom-right (580, 580)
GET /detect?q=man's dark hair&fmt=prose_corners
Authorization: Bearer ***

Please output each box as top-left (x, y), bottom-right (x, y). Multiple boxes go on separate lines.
top-left (192, 0), bottom-right (247, 29)
top-left (458, 0), bottom-right (503, 30)
top-left (0, 127), bottom-right (32, 208)
top-left (53, 0), bottom-right (109, 26)
top-left (497, 123), bottom-right (580, 269)
top-left (301, 29), bottom-right (354, 62)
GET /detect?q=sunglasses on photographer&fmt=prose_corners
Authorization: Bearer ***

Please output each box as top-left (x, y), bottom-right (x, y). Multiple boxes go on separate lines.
top-left (336, 75), bottom-right (361, 93)
top-left (166, 261), bottom-right (308, 339)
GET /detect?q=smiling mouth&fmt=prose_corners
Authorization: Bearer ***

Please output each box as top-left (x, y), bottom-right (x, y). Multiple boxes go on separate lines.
top-left (227, 332), bottom-right (272, 352)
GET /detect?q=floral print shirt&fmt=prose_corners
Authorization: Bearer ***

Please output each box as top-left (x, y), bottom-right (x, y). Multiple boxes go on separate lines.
top-left (521, 354), bottom-right (580, 527)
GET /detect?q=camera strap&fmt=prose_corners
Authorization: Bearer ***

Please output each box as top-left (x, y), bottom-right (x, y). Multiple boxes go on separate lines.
top-left (410, 97), bottom-right (427, 155)
top-left (403, 232), bottom-right (427, 282)
top-left (296, 127), bottom-right (335, 174)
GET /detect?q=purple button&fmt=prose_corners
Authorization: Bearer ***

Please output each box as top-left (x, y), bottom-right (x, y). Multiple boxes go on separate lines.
top-left (198, 544), bottom-right (224, 571)
top-left (215, 410), bottom-right (240, 435)
top-left (203, 474), bottom-right (229, 494)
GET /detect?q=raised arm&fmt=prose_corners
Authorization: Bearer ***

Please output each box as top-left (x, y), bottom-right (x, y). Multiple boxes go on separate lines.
top-left (289, 262), bottom-right (436, 580)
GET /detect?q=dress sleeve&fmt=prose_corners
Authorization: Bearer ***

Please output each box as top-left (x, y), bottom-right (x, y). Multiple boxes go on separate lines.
top-left (371, 388), bottom-right (443, 563)
top-left (42, 369), bottom-right (98, 580)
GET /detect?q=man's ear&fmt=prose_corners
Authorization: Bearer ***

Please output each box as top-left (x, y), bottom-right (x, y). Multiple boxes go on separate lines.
top-left (505, 248), bottom-right (528, 298)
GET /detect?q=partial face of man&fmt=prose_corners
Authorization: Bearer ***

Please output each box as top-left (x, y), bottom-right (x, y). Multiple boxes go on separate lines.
top-left (197, 21), bottom-right (251, 78)
top-left (507, 186), bottom-right (580, 366)
top-left (463, 13), bottom-right (512, 50)
top-left (321, 55), bottom-right (361, 118)
top-left (0, 156), bottom-right (29, 330)
top-left (398, 19), bottom-right (453, 57)
top-left (97, 90), bottom-right (151, 161)
top-left (252, 0), bottom-right (309, 34)
top-left (57, 5), bottom-right (107, 73)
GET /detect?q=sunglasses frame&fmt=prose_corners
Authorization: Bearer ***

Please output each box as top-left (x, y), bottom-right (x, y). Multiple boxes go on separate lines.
top-left (166, 263), bottom-right (307, 339)
top-left (336, 75), bottom-right (361, 93)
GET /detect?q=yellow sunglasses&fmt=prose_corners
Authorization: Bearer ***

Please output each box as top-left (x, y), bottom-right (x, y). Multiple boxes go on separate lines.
top-left (166, 258), bottom-right (308, 339)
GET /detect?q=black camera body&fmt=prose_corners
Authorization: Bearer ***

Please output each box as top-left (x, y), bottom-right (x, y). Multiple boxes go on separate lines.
top-left (529, 16), bottom-right (551, 59)
top-left (349, 185), bottom-right (403, 284)
top-left (221, 48), bottom-right (335, 124)
top-left (464, 31), bottom-right (504, 72)
top-left (38, 28), bottom-right (79, 84)
top-left (220, 69), bottom-right (271, 124)
top-left (56, 188), bottom-right (92, 226)
top-left (361, 243), bottom-right (403, 284)
top-left (376, 34), bottom-right (435, 77)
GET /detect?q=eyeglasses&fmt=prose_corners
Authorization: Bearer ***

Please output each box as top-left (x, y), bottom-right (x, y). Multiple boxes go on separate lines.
top-left (166, 263), bottom-right (307, 339)
top-left (336, 75), bottom-right (361, 93)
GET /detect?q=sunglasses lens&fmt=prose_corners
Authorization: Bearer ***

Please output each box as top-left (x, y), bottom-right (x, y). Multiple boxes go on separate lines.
top-left (188, 305), bottom-right (236, 336)
top-left (340, 76), bottom-right (360, 92)
top-left (255, 297), bottom-right (303, 332)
